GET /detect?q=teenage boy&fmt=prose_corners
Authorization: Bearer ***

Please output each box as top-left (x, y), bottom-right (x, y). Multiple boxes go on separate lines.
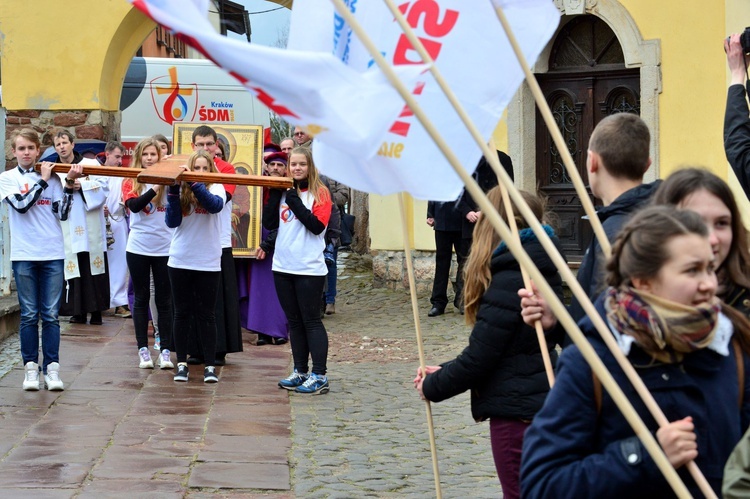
top-left (519, 113), bottom-right (659, 344)
top-left (0, 129), bottom-right (82, 390)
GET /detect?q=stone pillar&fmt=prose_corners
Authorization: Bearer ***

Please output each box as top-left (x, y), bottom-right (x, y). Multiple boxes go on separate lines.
top-left (4, 109), bottom-right (121, 169)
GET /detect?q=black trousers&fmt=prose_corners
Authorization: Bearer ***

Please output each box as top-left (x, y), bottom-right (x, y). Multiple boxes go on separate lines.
top-left (169, 267), bottom-right (220, 367)
top-left (273, 271), bottom-right (328, 375)
top-left (430, 230), bottom-right (468, 309)
top-left (126, 252), bottom-right (173, 351)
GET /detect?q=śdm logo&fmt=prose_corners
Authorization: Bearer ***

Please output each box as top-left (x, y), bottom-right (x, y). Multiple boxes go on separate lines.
top-left (150, 67), bottom-right (198, 125)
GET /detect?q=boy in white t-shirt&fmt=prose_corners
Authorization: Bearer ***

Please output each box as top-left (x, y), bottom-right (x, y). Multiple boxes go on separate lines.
top-left (0, 129), bottom-right (81, 391)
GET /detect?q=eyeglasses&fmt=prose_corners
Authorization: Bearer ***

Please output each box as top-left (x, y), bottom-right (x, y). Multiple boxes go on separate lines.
top-left (293, 132), bottom-right (306, 137)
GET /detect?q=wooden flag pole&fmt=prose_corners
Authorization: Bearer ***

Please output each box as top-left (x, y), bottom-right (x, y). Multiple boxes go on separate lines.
top-left (381, 0), bottom-right (555, 386)
top-left (491, 5), bottom-right (611, 259)
top-left (384, 1), bottom-right (711, 494)
top-left (398, 194), bottom-right (443, 499)
top-left (35, 161), bottom-right (293, 189)
top-left (330, 1), bottom-right (691, 496)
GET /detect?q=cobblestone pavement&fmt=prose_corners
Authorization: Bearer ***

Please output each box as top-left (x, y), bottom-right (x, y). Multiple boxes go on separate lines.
top-left (0, 250), bottom-right (501, 497)
top-left (289, 251), bottom-right (501, 498)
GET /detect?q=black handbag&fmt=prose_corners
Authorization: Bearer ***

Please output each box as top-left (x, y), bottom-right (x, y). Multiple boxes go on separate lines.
top-left (340, 207), bottom-right (355, 247)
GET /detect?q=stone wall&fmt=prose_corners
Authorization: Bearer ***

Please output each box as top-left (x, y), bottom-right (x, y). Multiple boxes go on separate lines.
top-left (372, 249), bottom-right (459, 294)
top-left (4, 110), bottom-right (121, 168)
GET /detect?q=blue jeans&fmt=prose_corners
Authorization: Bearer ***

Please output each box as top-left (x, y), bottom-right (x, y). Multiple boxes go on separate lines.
top-left (324, 246), bottom-right (338, 305)
top-left (12, 260), bottom-right (64, 373)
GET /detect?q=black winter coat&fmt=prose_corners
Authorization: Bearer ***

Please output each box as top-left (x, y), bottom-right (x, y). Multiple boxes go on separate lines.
top-left (724, 83), bottom-right (750, 197)
top-left (422, 226), bottom-right (564, 421)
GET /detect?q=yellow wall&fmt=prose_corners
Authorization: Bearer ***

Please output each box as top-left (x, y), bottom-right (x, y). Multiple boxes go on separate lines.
top-left (0, 0), bottom-right (152, 111)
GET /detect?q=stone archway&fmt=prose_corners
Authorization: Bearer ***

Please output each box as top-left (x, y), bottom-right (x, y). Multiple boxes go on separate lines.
top-left (507, 0), bottom-right (661, 193)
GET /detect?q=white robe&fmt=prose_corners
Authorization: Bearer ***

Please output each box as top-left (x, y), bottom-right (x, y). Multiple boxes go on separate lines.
top-left (58, 158), bottom-right (109, 280)
top-left (105, 175), bottom-right (129, 308)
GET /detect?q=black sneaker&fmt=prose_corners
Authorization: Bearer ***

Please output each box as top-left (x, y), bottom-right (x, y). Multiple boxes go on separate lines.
top-left (204, 366), bottom-right (218, 383)
top-left (174, 363), bottom-right (188, 382)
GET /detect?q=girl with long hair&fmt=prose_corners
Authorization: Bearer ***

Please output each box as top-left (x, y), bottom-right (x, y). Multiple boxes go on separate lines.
top-left (521, 205), bottom-right (750, 498)
top-left (122, 138), bottom-right (174, 370)
top-left (413, 187), bottom-right (564, 499)
top-left (262, 146), bottom-right (332, 394)
top-left (166, 150), bottom-right (226, 383)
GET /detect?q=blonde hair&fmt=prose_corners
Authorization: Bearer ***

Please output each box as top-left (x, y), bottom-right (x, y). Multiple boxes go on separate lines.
top-left (129, 138), bottom-right (164, 205)
top-left (180, 150), bottom-right (217, 215)
top-left (290, 147), bottom-right (330, 205)
top-left (462, 187), bottom-right (545, 325)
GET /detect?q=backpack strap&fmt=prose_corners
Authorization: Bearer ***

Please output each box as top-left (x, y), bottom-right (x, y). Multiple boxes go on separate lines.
top-left (734, 337), bottom-right (745, 409)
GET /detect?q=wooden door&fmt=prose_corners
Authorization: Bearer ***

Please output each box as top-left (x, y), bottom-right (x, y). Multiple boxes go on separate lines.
top-left (535, 70), bottom-right (640, 261)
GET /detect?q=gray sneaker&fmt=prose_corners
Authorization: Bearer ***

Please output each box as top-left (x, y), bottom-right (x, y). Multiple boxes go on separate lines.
top-left (23, 362), bottom-right (40, 391)
top-left (44, 362), bottom-right (64, 391)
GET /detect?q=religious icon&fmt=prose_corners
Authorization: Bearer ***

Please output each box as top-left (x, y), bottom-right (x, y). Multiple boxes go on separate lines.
top-left (173, 123), bottom-right (264, 257)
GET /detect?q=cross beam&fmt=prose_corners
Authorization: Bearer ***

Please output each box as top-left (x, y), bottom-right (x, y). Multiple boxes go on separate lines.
top-left (35, 156), bottom-right (292, 189)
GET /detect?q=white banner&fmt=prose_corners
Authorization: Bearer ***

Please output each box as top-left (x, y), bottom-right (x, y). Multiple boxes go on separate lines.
top-left (289, 0), bottom-right (560, 200)
top-left (128, 0), bottom-right (423, 157)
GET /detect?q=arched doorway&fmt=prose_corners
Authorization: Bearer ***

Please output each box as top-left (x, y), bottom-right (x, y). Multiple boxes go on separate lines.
top-left (535, 15), bottom-right (640, 260)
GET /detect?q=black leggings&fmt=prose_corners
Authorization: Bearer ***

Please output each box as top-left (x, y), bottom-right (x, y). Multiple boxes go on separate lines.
top-left (126, 252), bottom-right (173, 351)
top-left (169, 267), bottom-right (220, 366)
top-left (273, 272), bottom-right (328, 375)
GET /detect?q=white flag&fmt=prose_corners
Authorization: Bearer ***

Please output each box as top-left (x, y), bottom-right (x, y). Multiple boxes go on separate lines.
top-left (289, 0), bottom-right (560, 200)
top-left (127, 0), bottom-right (424, 157)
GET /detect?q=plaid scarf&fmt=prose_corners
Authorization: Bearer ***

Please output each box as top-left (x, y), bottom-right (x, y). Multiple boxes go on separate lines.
top-left (604, 287), bottom-right (720, 364)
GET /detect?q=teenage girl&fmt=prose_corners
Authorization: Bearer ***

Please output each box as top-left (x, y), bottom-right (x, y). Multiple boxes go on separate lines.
top-left (414, 187), bottom-right (564, 499)
top-left (123, 138), bottom-right (174, 370)
top-left (166, 150), bottom-right (226, 383)
top-left (651, 167), bottom-right (750, 318)
top-left (262, 146), bottom-right (332, 394)
top-left (520, 205), bottom-right (750, 498)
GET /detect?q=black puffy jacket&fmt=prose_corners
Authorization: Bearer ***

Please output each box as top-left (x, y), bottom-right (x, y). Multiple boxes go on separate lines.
top-left (422, 226), bottom-right (564, 421)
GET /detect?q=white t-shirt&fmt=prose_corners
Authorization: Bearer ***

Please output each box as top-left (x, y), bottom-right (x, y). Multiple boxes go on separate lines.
top-left (272, 190), bottom-right (328, 276)
top-left (0, 168), bottom-right (66, 261)
top-left (122, 179), bottom-right (173, 256)
top-left (168, 183), bottom-right (226, 271)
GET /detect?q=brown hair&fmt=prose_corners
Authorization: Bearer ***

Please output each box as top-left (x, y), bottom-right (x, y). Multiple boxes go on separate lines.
top-left (462, 187), bottom-right (545, 325)
top-left (180, 150), bottom-right (217, 215)
top-left (606, 205), bottom-right (708, 288)
top-left (10, 128), bottom-right (41, 150)
top-left (51, 127), bottom-right (75, 144)
top-left (651, 167), bottom-right (750, 292)
top-left (152, 134), bottom-right (171, 155)
top-left (128, 138), bottom-right (164, 205)
top-left (289, 147), bottom-right (330, 205)
top-left (588, 113), bottom-right (650, 181)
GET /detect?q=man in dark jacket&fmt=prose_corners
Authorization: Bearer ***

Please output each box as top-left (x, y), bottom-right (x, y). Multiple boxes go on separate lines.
top-left (426, 199), bottom-right (465, 316)
top-left (521, 113), bottom-right (658, 345)
top-left (723, 32), bottom-right (750, 199)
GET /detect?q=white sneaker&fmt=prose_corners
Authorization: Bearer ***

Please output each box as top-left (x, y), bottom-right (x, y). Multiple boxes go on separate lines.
top-left (44, 362), bottom-right (65, 391)
top-left (23, 362), bottom-right (40, 391)
top-left (138, 347), bottom-right (153, 369)
top-left (159, 349), bottom-right (174, 369)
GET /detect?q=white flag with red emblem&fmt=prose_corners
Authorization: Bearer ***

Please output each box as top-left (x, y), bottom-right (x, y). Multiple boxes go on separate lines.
top-left (288, 0), bottom-right (560, 200)
top-left (127, 0), bottom-right (424, 157)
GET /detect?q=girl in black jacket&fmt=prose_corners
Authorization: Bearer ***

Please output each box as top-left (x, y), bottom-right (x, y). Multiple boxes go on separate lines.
top-left (414, 187), bottom-right (564, 499)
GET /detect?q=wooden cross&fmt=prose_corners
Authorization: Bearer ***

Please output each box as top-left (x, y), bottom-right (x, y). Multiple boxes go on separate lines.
top-left (35, 154), bottom-right (292, 189)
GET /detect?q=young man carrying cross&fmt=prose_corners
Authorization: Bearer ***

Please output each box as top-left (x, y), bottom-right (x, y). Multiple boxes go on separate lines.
top-left (0, 129), bottom-right (83, 390)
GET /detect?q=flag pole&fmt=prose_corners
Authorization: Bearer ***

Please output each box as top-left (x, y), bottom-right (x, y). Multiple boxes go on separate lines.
top-left (398, 193), bottom-right (443, 499)
top-left (380, 0), bottom-right (555, 386)
top-left (489, 140), bottom-right (555, 387)
top-left (382, 1), bottom-right (712, 494)
top-left (329, 1), bottom-right (691, 495)
top-left (491, 5), bottom-right (611, 259)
